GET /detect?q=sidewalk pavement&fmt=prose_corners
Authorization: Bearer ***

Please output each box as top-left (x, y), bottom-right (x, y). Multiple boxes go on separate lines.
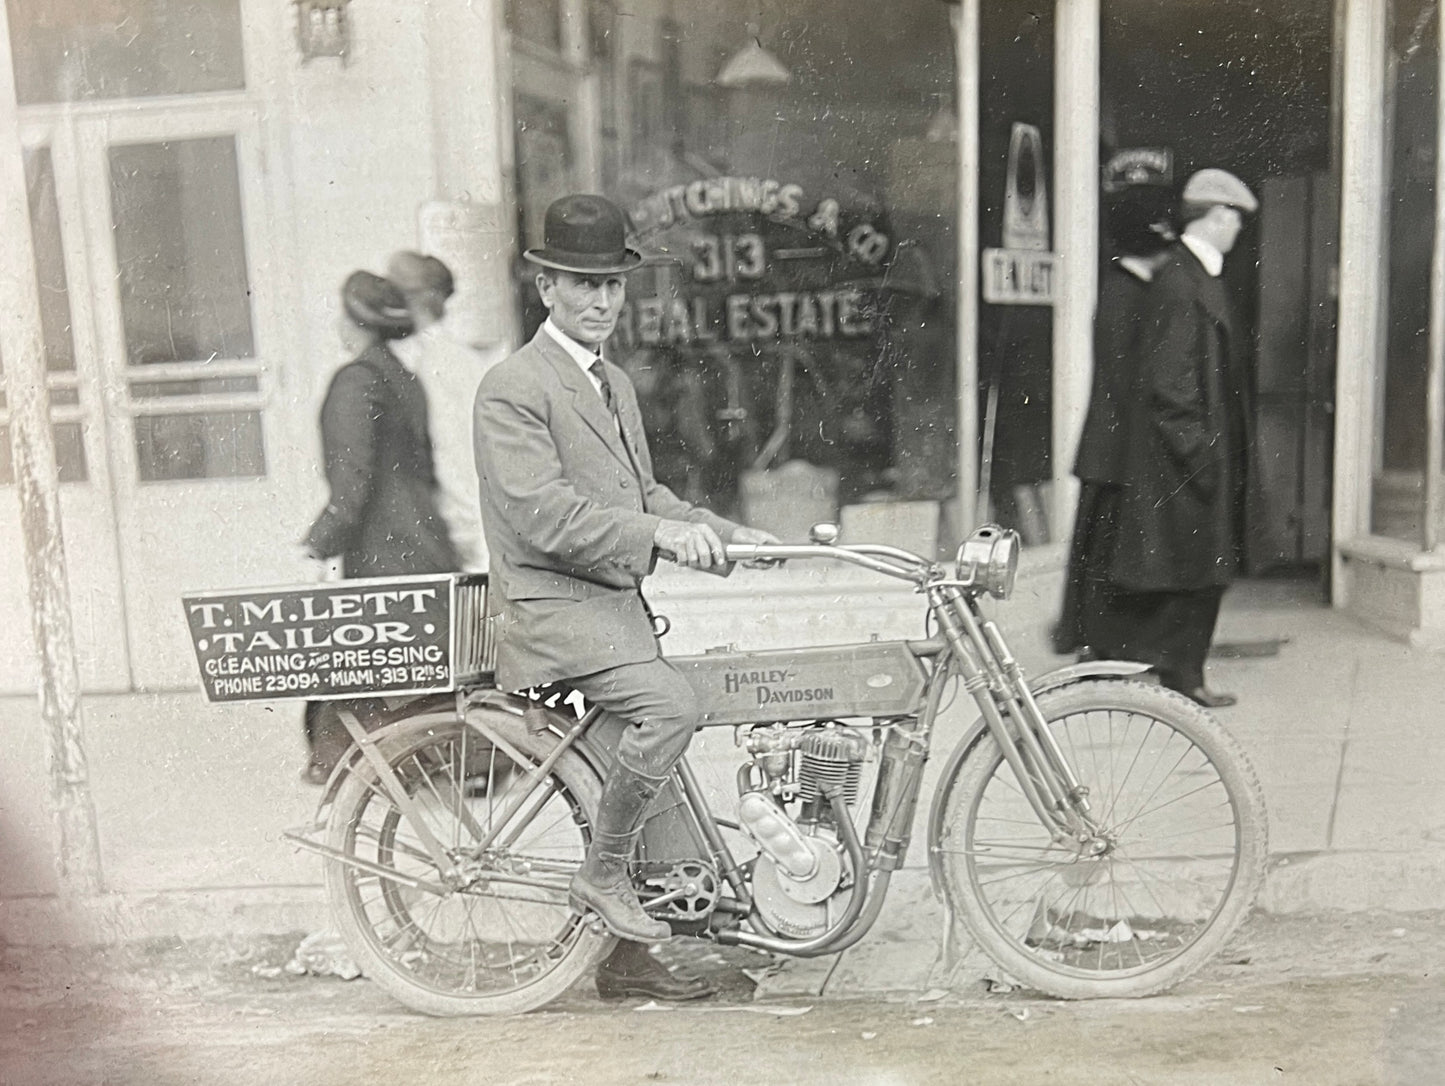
top-left (759, 576), bottom-right (1445, 998)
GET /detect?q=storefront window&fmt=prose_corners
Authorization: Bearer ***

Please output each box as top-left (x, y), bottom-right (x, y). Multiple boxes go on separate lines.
top-left (5, 0), bottom-right (245, 105)
top-left (1373, 0), bottom-right (1438, 541)
top-left (527, 0), bottom-right (957, 544)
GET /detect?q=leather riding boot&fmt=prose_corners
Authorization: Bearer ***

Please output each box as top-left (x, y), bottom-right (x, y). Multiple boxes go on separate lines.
top-left (569, 765), bottom-right (671, 942)
top-left (595, 940), bottom-right (716, 1002)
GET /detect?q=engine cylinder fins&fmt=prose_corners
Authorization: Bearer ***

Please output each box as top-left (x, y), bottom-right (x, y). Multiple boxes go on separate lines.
top-left (797, 728), bottom-right (868, 762)
top-left (797, 727), bottom-right (868, 807)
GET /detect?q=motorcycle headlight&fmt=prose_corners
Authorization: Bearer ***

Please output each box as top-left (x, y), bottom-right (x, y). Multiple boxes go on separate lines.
top-left (954, 524), bottom-right (1020, 600)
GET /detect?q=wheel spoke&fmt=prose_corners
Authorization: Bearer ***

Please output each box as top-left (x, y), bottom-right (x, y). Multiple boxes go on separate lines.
top-left (938, 684), bottom-right (1264, 996)
top-left (324, 717), bottom-right (605, 1012)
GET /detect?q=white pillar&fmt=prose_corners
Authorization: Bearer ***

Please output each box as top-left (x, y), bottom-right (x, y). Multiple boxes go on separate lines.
top-left (954, 0), bottom-right (981, 529)
top-left (1334, 0), bottom-right (1389, 592)
top-left (1427, 6), bottom-right (1445, 551)
top-left (1051, 0), bottom-right (1100, 538)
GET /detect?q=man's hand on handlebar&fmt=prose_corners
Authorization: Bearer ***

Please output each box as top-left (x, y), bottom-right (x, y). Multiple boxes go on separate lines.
top-left (654, 522), bottom-right (783, 570)
top-left (730, 525), bottom-right (784, 568)
top-left (654, 520), bottom-right (728, 569)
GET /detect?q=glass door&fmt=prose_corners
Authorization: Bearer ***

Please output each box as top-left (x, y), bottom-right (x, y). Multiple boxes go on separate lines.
top-left (0, 128), bottom-right (129, 692)
top-left (70, 106), bottom-right (311, 689)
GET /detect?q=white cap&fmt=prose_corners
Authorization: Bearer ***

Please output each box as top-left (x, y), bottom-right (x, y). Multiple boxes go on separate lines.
top-left (1181, 168), bottom-right (1258, 214)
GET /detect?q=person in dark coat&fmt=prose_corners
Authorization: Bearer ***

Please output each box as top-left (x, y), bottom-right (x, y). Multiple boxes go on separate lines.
top-left (1055, 177), bottom-right (1176, 658)
top-left (304, 270), bottom-right (460, 576)
top-left (299, 270), bottom-right (461, 781)
top-left (1068, 168), bottom-right (1258, 708)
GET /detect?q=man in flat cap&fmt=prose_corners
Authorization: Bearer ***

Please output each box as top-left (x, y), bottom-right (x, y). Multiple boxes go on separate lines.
top-left (474, 194), bottom-right (776, 1000)
top-left (1092, 167), bottom-right (1258, 708)
top-left (388, 250), bottom-right (490, 572)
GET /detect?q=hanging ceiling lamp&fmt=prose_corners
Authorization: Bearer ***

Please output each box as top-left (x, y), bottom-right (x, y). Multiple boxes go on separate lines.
top-left (716, 23), bottom-right (790, 88)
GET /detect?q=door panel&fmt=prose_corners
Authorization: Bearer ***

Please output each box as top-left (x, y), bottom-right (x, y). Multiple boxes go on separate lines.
top-left (0, 136), bottom-right (130, 693)
top-left (1251, 172), bottom-right (1337, 571)
top-left (73, 115), bottom-right (314, 689)
top-left (2, 108), bottom-right (315, 694)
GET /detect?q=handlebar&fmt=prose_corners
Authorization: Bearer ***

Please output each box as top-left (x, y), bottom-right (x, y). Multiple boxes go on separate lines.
top-left (725, 541), bottom-right (933, 583)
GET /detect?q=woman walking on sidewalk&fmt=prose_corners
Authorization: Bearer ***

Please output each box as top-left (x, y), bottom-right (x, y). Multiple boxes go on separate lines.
top-left (298, 270), bottom-right (461, 782)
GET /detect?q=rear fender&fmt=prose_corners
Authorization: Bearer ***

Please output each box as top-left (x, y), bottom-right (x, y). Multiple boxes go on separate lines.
top-left (312, 688), bottom-right (574, 808)
top-left (313, 693), bottom-right (465, 815)
top-left (923, 659), bottom-right (1152, 898)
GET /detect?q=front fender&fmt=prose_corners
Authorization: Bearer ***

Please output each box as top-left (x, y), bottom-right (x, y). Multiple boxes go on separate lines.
top-left (922, 659), bottom-right (1152, 899)
top-left (1027, 659), bottom-right (1150, 698)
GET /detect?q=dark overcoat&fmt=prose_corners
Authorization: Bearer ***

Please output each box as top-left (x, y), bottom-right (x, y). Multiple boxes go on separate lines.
top-left (304, 342), bottom-right (460, 577)
top-left (1109, 245), bottom-right (1250, 592)
top-left (473, 329), bottom-right (739, 691)
top-left (1074, 255), bottom-right (1167, 484)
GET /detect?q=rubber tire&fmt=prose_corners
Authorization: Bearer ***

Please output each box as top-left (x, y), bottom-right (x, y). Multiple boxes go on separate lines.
top-left (936, 679), bottom-right (1268, 999)
top-left (324, 709), bottom-right (616, 1016)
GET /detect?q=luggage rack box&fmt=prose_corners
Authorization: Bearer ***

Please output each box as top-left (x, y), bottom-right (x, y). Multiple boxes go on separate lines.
top-left (182, 573), bottom-right (494, 703)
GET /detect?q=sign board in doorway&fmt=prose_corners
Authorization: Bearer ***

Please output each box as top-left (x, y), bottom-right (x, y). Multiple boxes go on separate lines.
top-left (981, 248), bottom-right (1058, 306)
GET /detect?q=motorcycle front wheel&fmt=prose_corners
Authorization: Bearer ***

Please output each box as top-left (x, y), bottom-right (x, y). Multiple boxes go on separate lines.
top-left (934, 679), bottom-right (1267, 999)
top-left (324, 710), bottom-right (614, 1015)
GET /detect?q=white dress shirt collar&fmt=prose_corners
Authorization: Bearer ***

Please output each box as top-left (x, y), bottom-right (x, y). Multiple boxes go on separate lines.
top-left (542, 317), bottom-right (603, 381)
top-left (1181, 233), bottom-right (1224, 277)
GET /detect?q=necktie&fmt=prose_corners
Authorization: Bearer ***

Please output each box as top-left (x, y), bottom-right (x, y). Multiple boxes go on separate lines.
top-left (589, 358), bottom-right (614, 413)
top-left (590, 356), bottom-right (641, 481)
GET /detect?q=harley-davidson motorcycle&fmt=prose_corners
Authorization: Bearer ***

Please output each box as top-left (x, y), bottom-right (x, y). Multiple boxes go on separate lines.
top-left (288, 523), bottom-right (1268, 1016)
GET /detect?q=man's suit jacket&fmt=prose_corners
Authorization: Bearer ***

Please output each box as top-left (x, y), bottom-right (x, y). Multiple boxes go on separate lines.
top-left (305, 342), bottom-right (460, 577)
top-left (473, 328), bottom-right (738, 690)
top-left (1110, 245), bottom-right (1251, 592)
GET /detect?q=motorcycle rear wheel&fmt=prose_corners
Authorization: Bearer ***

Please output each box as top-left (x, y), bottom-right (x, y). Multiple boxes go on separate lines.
top-left (324, 710), bottom-right (614, 1016)
top-left (934, 680), bottom-right (1267, 999)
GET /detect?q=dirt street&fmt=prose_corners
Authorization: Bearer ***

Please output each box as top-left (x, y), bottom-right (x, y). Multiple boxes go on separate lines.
top-left (1, 910), bottom-right (1441, 1086)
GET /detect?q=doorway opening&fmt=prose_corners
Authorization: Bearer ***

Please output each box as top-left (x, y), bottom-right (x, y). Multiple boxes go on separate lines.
top-left (1101, 0), bottom-right (1337, 578)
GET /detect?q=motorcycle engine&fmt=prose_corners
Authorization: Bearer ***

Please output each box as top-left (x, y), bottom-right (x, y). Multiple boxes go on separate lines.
top-left (737, 723), bottom-right (870, 938)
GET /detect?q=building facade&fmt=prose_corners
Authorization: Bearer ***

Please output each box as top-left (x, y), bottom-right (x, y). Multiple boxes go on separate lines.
top-left (1, 0), bottom-right (1443, 908)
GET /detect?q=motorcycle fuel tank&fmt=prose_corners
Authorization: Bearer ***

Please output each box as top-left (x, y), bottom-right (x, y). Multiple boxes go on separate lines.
top-left (672, 641), bottom-right (928, 726)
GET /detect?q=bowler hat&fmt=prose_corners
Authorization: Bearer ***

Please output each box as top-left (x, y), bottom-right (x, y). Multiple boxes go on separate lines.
top-left (523, 194), bottom-right (643, 274)
top-left (387, 251), bottom-right (455, 298)
top-left (341, 271), bottom-right (414, 338)
top-left (1181, 168), bottom-right (1258, 215)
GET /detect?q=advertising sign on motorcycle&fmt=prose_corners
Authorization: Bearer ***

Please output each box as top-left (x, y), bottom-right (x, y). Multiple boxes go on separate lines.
top-left (181, 573), bottom-right (492, 702)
